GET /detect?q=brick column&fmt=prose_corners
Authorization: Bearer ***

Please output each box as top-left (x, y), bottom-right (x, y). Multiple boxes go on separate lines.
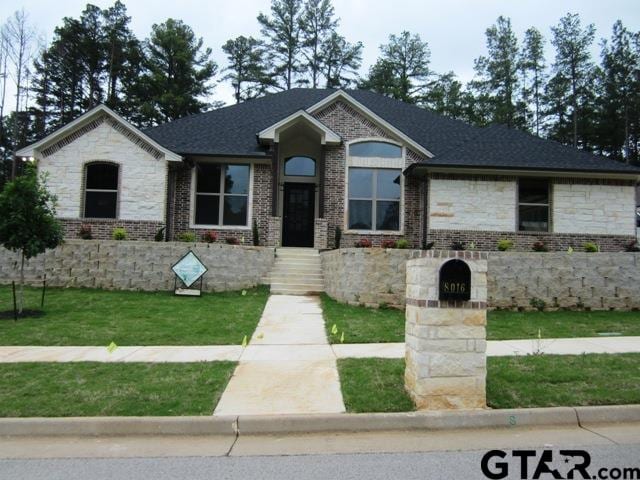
top-left (405, 251), bottom-right (488, 410)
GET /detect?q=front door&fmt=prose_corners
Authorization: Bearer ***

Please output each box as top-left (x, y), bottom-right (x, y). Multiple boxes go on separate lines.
top-left (282, 183), bottom-right (315, 247)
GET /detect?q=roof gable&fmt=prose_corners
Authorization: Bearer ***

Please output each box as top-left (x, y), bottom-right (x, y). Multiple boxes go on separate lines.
top-left (17, 104), bottom-right (182, 162)
top-left (258, 110), bottom-right (341, 145)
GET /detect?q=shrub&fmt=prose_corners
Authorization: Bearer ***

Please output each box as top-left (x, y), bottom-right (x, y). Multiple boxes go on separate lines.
top-left (532, 241), bottom-right (548, 252)
top-left (112, 227), bottom-right (127, 241)
top-left (78, 224), bottom-right (93, 240)
top-left (335, 226), bottom-right (342, 249)
top-left (423, 241), bottom-right (435, 250)
top-left (154, 226), bottom-right (165, 242)
top-left (395, 238), bottom-right (409, 249)
top-left (529, 297), bottom-right (546, 312)
top-left (450, 240), bottom-right (465, 251)
top-left (177, 231), bottom-right (196, 242)
top-left (381, 239), bottom-right (396, 249)
top-left (624, 240), bottom-right (639, 252)
top-left (355, 238), bottom-right (372, 248)
top-left (226, 237), bottom-right (240, 245)
top-left (497, 239), bottom-right (513, 251)
top-left (583, 242), bottom-right (599, 252)
top-left (252, 219), bottom-right (260, 246)
top-left (202, 230), bottom-right (217, 243)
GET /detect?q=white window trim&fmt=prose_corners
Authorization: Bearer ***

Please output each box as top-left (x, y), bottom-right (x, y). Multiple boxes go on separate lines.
top-left (190, 160), bottom-right (254, 230)
top-left (344, 139), bottom-right (405, 235)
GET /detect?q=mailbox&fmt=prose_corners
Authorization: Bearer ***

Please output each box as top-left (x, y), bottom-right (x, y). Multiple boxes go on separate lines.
top-left (439, 259), bottom-right (471, 301)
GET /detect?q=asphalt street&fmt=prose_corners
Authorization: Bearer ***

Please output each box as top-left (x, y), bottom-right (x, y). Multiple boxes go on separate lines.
top-left (1, 444), bottom-right (639, 480)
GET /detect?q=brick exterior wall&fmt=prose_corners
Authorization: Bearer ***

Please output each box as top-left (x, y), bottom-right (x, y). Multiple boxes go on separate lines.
top-left (169, 161), bottom-right (273, 246)
top-left (60, 218), bottom-right (164, 241)
top-left (426, 229), bottom-right (636, 252)
top-left (313, 100), bottom-right (427, 249)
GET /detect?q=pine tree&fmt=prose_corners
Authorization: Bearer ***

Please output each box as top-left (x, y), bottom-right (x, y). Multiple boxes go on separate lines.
top-left (520, 27), bottom-right (547, 136)
top-left (321, 32), bottom-right (362, 88)
top-left (134, 19), bottom-right (218, 126)
top-left (222, 36), bottom-right (271, 103)
top-left (549, 13), bottom-right (596, 147)
top-left (421, 72), bottom-right (468, 120)
top-left (300, 0), bottom-right (338, 88)
top-left (598, 20), bottom-right (640, 163)
top-left (257, 0), bottom-right (305, 90)
top-left (472, 16), bottom-right (523, 128)
top-left (360, 31), bottom-right (430, 103)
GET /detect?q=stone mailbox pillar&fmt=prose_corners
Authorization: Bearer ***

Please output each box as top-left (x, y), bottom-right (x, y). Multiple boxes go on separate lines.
top-left (405, 251), bottom-right (488, 410)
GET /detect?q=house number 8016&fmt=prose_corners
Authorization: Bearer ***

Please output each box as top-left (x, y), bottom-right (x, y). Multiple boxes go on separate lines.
top-left (443, 282), bottom-right (466, 293)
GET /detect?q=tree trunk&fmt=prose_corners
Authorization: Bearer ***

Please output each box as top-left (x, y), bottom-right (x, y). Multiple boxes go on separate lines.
top-left (18, 250), bottom-right (25, 314)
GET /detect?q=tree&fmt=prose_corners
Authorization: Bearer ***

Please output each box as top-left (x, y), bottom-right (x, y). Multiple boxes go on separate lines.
top-left (321, 32), bottom-right (362, 88)
top-left (360, 31), bottom-right (431, 103)
top-left (421, 72), bottom-right (468, 120)
top-left (549, 13), bottom-right (596, 147)
top-left (472, 16), bottom-right (523, 128)
top-left (4, 9), bottom-right (36, 150)
top-left (222, 36), bottom-right (271, 103)
top-left (0, 165), bottom-right (62, 314)
top-left (300, 0), bottom-right (337, 88)
top-left (521, 27), bottom-right (547, 136)
top-left (257, 0), bottom-right (305, 90)
top-left (598, 20), bottom-right (640, 163)
top-left (135, 19), bottom-right (218, 126)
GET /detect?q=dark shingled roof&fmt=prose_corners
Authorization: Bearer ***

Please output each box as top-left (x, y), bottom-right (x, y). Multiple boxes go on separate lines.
top-left (144, 88), bottom-right (640, 174)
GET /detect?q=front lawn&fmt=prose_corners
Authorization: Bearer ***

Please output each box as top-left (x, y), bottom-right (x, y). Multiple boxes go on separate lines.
top-left (0, 285), bottom-right (269, 345)
top-left (321, 294), bottom-right (404, 343)
top-left (321, 295), bottom-right (640, 342)
top-left (0, 362), bottom-right (236, 416)
top-left (337, 354), bottom-right (640, 413)
top-left (487, 310), bottom-right (640, 340)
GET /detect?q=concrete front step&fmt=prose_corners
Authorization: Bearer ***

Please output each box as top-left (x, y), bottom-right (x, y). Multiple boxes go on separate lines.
top-left (274, 257), bottom-right (321, 265)
top-left (271, 282), bottom-right (325, 290)
top-left (265, 274), bottom-right (324, 283)
top-left (271, 288), bottom-right (324, 295)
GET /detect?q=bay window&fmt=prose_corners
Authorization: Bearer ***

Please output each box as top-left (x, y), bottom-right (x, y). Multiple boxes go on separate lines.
top-left (194, 163), bottom-right (249, 227)
top-left (348, 167), bottom-right (401, 231)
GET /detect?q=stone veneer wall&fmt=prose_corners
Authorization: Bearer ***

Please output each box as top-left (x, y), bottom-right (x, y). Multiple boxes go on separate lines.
top-left (0, 240), bottom-right (275, 292)
top-left (321, 248), bottom-right (640, 310)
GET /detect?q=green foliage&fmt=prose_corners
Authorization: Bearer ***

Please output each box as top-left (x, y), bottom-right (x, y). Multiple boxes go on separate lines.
top-left (497, 239), bottom-right (514, 251)
top-left (0, 166), bottom-right (63, 260)
top-left (111, 227), bottom-right (127, 240)
top-left (583, 241), bottom-right (599, 252)
top-left (154, 227), bottom-right (165, 242)
top-left (529, 297), bottom-right (546, 311)
top-left (135, 19), bottom-right (218, 126)
top-left (222, 36), bottom-right (271, 103)
top-left (252, 219), bottom-right (260, 246)
top-left (177, 231), bottom-right (196, 242)
top-left (359, 31), bottom-right (430, 103)
top-left (394, 238), bottom-right (409, 249)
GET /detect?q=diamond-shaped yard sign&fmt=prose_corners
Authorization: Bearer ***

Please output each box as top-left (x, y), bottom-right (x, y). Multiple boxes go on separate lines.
top-left (171, 250), bottom-right (208, 288)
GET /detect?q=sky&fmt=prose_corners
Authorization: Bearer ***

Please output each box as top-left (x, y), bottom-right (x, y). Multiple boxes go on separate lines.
top-left (1, 0), bottom-right (639, 108)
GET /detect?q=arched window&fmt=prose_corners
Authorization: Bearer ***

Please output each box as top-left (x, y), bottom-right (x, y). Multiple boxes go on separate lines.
top-left (349, 141), bottom-right (402, 158)
top-left (84, 163), bottom-right (118, 218)
top-left (284, 156), bottom-right (316, 176)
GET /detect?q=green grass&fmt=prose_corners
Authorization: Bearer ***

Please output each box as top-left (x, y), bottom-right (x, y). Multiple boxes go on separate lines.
top-left (487, 310), bottom-right (640, 340)
top-left (0, 362), bottom-right (236, 416)
top-left (321, 295), bottom-right (640, 342)
top-left (321, 294), bottom-right (405, 344)
top-left (0, 285), bottom-right (269, 345)
top-left (337, 358), bottom-right (415, 413)
top-left (487, 353), bottom-right (640, 409)
top-left (338, 354), bottom-right (640, 413)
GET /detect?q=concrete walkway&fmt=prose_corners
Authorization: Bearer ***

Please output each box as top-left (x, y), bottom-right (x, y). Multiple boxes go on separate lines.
top-left (1, 336), bottom-right (639, 363)
top-left (213, 295), bottom-right (345, 416)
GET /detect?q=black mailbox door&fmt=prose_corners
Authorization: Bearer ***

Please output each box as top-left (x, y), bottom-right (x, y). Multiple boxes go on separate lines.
top-left (439, 259), bottom-right (471, 301)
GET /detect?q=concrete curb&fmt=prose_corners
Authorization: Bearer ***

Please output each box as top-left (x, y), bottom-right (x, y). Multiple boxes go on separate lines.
top-left (0, 405), bottom-right (638, 437)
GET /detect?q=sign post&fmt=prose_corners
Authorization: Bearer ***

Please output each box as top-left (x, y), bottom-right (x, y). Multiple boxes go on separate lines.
top-left (171, 250), bottom-right (208, 296)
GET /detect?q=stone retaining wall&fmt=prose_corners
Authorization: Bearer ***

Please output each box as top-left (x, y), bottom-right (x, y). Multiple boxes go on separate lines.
top-left (0, 240), bottom-right (275, 293)
top-left (321, 248), bottom-right (640, 310)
